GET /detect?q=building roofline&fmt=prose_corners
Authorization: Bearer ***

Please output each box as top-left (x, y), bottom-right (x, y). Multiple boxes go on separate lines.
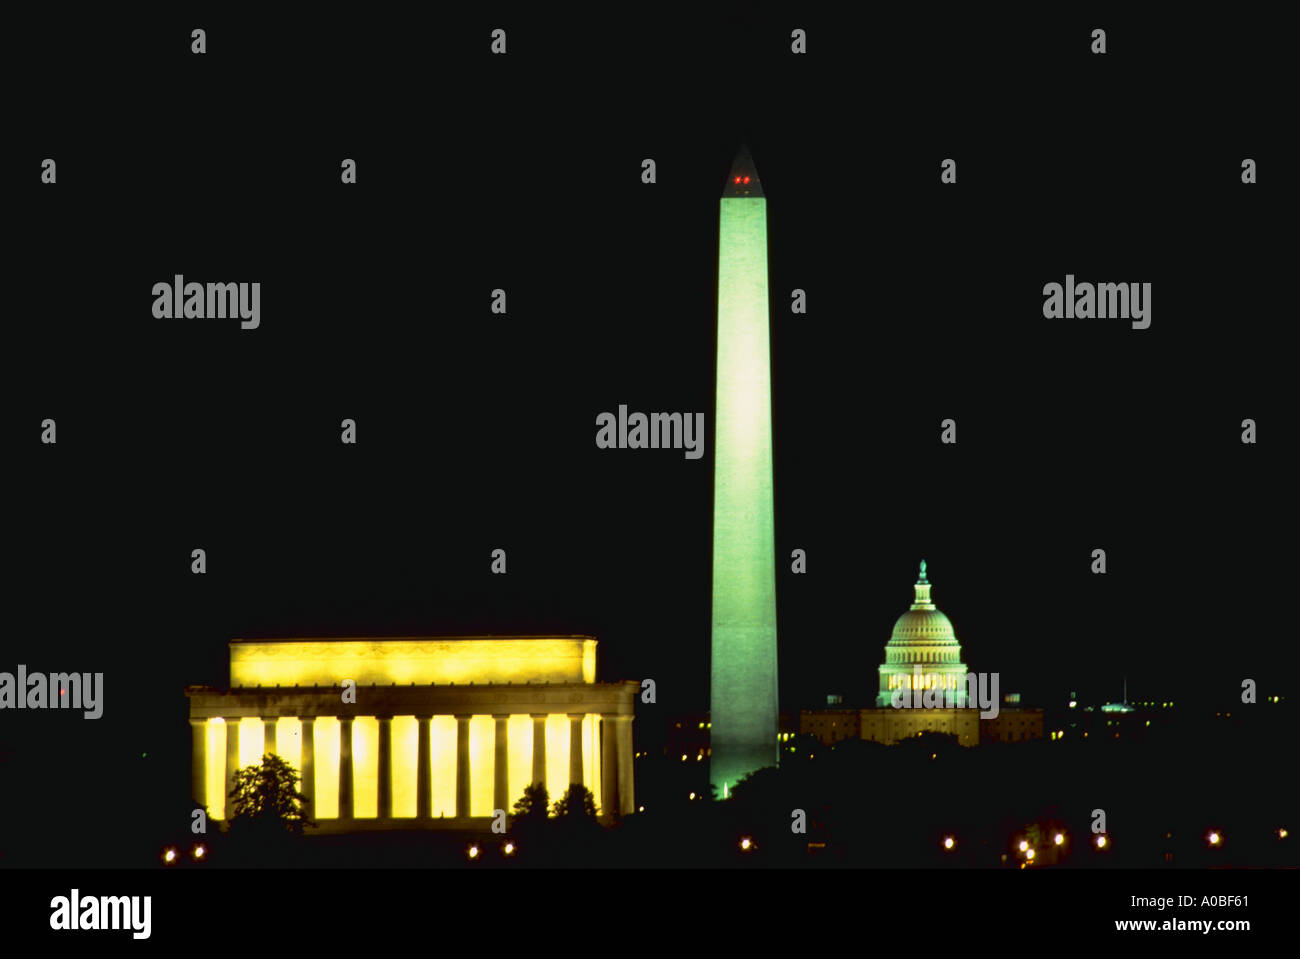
top-left (229, 634), bottom-right (598, 645)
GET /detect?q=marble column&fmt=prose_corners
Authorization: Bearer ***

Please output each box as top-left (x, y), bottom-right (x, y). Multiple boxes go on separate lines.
top-left (568, 714), bottom-right (584, 787)
top-left (614, 714), bottom-right (635, 816)
top-left (600, 715), bottom-right (619, 821)
top-left (455, 715), bottom-right (471, 818)
top-left (262, 717), bottom-right (277, 757)
top-left (377, 716), bottom-right (392, 819)
top-left (530, 714), bottom-right (547, 787)
top-left (223, 717), bottom-right (240, 818)
top-left (300, 717), bottom-right (315, 812)
top-left (493, 715), bottom-right (509, 814)
top-left (416, 715), bottom-right (432, 819)
top-left (189, 718), bottom-right (206, 807)
top-left (338, 717), bottom-right (354, 819)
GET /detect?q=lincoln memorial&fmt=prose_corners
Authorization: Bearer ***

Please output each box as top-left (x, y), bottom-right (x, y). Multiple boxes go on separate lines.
top-left (185, 635), bottom-right (638, 828)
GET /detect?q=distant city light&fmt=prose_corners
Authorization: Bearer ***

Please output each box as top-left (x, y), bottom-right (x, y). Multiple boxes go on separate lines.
top-left (1025, 848), bottom-right (1036, 860)
top-left (689, 792), bottom-right (696, 800)
top-left (503, 842), bottom-right (515, 856)
top-left (1279, 828), bottom-right (1289, 839)
top-left (739, 837), bottom-right (753, 851)
top-left (1053, 833), bottom-right (1064, 846)
top-left (467, 844), bottom-right (480, 859)
top-left (1068, 701), bottom-right (1077, 709)
top-left (943, 836), bottom-right (955, 850)
top-left (1018, 840), bottom-right (1029, 852)
top-left (1096, 835), bottom-right (1107, 849)
top-left (162, 847), bottom-right (177, 864)
top-left (1208, 831), bottom-right (1221, 846)
top-left (192, 844), bottom-right (206, 860)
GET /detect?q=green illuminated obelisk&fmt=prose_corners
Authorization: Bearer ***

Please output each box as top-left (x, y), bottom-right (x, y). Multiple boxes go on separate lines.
top-left (710, 144), bottom-right (778, 797)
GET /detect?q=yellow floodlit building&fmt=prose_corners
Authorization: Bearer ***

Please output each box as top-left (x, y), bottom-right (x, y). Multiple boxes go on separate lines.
top-left (185, 636), bottom-right (637, 827)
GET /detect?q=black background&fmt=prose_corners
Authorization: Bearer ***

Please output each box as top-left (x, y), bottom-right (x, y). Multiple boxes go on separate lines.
top-left (3, 1), bottom-right (1294, 940)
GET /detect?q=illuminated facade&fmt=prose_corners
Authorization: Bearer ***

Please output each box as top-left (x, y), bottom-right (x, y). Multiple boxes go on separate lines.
top-left (185, 636), bottom-right (637, 827)
top-left (710, 144), bottom-right (780, 798)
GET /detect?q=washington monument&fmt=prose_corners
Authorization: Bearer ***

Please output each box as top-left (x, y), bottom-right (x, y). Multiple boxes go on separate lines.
top-left (709, 143), bottom-right (778, 797)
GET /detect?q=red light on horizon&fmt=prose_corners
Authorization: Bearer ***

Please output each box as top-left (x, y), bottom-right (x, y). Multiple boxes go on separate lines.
top-left (743, 176), bottom-right (750, 184)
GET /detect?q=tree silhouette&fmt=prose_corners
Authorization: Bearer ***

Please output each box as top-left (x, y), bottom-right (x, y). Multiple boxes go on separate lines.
top-left (552, 783), bottom-right (598, 820)
top-left (227, 753), bottom-right (312, 837)
top-left (726, 765), bottom-right (782, 807)
top-left (512, 782), bottom-right (550, 823)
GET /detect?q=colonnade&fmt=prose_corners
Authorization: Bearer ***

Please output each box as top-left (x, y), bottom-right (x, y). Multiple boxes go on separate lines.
top-left (190, 708), bottom-right (635, 821)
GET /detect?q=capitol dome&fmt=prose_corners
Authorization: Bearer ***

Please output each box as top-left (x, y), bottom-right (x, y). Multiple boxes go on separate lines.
top-left (877, 560), bottom-right (969, 706)
top-left (889, 608), bottom-right (958, 645)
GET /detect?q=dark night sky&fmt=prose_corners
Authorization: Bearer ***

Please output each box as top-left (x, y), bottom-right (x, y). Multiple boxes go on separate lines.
top-left (4, 7), bottom-right (1291, 862)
